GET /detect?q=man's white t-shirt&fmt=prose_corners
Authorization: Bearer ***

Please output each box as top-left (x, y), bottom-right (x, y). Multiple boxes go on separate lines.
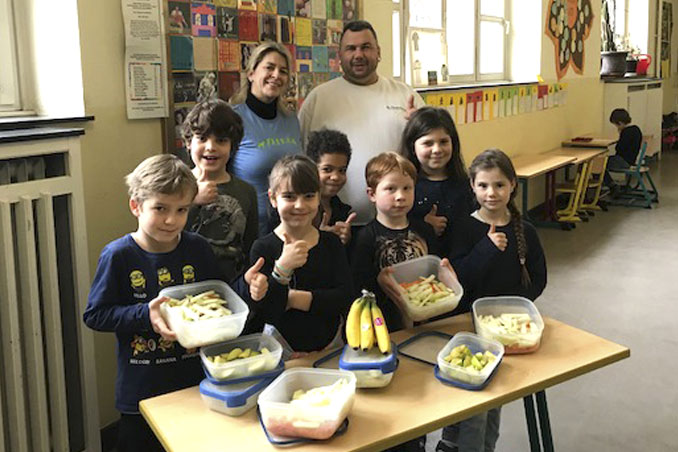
top-left (299, 76), bottom-right (425, 224)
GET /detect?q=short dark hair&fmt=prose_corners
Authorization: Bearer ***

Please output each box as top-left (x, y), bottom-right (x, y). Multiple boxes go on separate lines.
top-left (306, 129), bottom-right (352, 164)
top-left (609, 108), bottom-right (631, 125)
top-left (182, 99), bottom-right (244, 152)
top-left (340, 20), bottom-right (378, 45)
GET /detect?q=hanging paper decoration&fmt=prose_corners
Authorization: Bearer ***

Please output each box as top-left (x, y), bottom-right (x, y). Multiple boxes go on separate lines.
top-left (545, 0), bottom-right (594, 79)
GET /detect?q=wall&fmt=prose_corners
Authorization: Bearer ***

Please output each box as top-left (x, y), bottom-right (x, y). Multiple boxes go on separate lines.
top-left (76, 0), bottom-right (164, 428)
top-left (661, 0), bottom-right (678, 113)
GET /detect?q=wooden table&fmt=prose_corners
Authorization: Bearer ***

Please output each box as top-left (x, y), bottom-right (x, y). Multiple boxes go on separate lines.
top-left (561, 137), bottom-right (617, 148)
top-left (511, 154), bottom-right (576, 229)
top-left (140, 315), bottom-right (629, 452)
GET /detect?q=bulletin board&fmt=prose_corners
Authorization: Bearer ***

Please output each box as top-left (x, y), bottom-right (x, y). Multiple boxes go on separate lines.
top-left (163, 0), bottom-right (359, 155)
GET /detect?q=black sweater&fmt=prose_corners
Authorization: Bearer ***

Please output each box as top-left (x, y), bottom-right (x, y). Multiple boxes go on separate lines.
top-left (616, 125), bottom-right (643, 165)
top-left (448, 215), bottom-right (547, 314)
top-left (247, 231), bottom-right (353, 352)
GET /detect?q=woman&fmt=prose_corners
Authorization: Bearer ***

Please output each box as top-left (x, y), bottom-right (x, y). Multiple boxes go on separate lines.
top-left (229, 42), bottom-right (302, 237)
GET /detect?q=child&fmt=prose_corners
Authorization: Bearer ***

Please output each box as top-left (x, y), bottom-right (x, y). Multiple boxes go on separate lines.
top-left (306, 128), bottom-right (357, 245)
top-left (247, 155), bottom-right (353, 353)
top-left (440, 149), bottom-right (547, 452)
top-left (604, 108), bottom-right (643, 191)
top-left (182, 99), bottom-right (259, 283)
top-left (400, 107), bottom-right (474, 256)
top-left (350, 152), bottom-right (439, 333)
top-left (83, 154), bottom-right (267, 452)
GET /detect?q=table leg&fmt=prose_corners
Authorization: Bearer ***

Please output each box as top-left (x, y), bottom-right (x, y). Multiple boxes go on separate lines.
top-left (523, 395), bottom-right (541, 452)
top-left (536, 391), bottom-right (554, 452)
top-left (520, 177), bottom-right (569, 229)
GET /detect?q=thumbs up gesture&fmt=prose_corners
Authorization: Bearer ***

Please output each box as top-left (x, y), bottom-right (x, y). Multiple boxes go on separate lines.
top-left (333, 212), bottom-right (356, 245)
top-left (193, 167), bottom-right (218, 205)
top-left (487, 223), bottom-right (508, 251)
top-left (277, 232), bottom-right (310, 271)
top-left (424, 204), bottom-right (448, 236)
top-left (244, 257), bottom-right (268, 301)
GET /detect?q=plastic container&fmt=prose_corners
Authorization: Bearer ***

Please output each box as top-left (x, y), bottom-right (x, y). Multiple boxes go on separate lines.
top-left (389, 255), bottom-right (463, 321)
top-left (199, 377), bottom-right (273, 416)
top-left (204, 360), bottom-right (285, 386)
top-left (201, 334), bottom-right (283, 381)
top-left (159, 280), bottom-right (249, 349)
top-left (339, 344), bottom-right (398, 388)
top-left (436, 332), bottom-right (504, 389)
top-left (472, 296), bottom-right (544, 354)
top-left (258, 368), bottom-right (356, 440)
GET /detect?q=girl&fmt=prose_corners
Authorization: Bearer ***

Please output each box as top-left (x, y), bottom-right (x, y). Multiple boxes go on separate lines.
top-left (439, 149), bottom-right (547, 452)
top-left (400, 107), bottom-right (475, 256)
top-left (247, 155), bottom-right (353, 353)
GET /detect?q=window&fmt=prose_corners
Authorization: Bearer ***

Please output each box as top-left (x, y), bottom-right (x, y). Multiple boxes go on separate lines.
top-left (0, 0), bottom-right (21, 111)
top-left (400, 0), bottom-right (510, 87)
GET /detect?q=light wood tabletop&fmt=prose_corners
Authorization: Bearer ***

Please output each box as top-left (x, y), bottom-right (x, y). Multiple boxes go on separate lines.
top-left (562, 137), bottom-right (617, 148)
top-left (512, 154), bottom-right (576, 179)
top-left (140, 314), bottom-right (630, 452)
top-left (547, 147), bottom-right (609, 165)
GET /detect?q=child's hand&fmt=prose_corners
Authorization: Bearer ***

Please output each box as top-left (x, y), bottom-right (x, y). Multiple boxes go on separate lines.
top-left (334, 212), bottom-right (357, 245)
top-left (278, 233), bottom-right (310, 270)
top-left (487, 223), bottom-right (508, 251)
top-left (286, 289), bottom-right (312, 311)
top-left (194, 167), bottom-right (217, 205)
top-left (440, 257), bottom-right (459, 281)
top-left (148, 296), bottom-right (177, 341)
top-left (377, 266), bottom-right (404, 305)
top-left (245, 257), bottom-right (268, 301)
top-left (424, 204), bottom-right (448, 236)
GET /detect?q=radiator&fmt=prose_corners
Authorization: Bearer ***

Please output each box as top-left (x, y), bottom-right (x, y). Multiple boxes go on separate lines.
top-left (0, 134), bottom-right (100, 452)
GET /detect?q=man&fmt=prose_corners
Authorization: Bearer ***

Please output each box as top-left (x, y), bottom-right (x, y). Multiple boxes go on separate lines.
top-left (299, 20), bottom-right (425, 224)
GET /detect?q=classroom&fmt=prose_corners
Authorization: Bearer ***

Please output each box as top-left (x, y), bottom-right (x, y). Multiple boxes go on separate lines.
top-left (0, 0), bottom-right (676, 451)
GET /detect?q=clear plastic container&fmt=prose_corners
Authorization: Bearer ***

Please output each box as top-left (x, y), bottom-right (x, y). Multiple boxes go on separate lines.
top-left (437, 332), bottom-right (504, 387)
top-left (258, 368), bottom-right (356, 440)
top-left (159, 280), bottom-right (249, 349)
top-left (339, 344), bottom-right (397, 388)
top-left (472, 296), bottom-right (544, 354)
top-left (389, 255), bottom-right (463, 321)
top-left (199, 377), bottom-right (273, 416)
top-left (201, 333), bottom-right (283, 381)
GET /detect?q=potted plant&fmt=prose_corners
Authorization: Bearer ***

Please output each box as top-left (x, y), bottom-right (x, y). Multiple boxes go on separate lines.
top-left (600, 0), bottom-right (627, 77)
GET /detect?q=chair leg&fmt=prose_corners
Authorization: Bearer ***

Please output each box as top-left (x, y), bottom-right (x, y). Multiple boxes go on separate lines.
top-left (645, 173), bottom-right (659, 202)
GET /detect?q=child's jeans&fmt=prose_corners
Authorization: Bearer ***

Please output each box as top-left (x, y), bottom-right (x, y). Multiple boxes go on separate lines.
top-left (603, 155), bottom-right (631, 187)
top-left (439, 407), bottom-right (501, 452)
top-left (117, 413), bottom-right (164, 452)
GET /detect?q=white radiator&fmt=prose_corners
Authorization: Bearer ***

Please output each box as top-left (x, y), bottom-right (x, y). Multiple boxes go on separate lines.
top-left (0, 134), bottom-right (100, 452)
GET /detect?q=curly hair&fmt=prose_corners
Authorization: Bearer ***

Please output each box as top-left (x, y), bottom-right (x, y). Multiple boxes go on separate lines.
top-left (306, 129), bottom-right (352, 164)
top-left (182, 99), bottom-right (244, 153)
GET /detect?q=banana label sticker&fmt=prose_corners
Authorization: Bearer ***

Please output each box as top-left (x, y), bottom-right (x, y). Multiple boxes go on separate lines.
top-left (182, 265), bottom-right (196, 283)
top-left (130, 270), bottom-right (147, 298)
top-left (157, 267), bottom-right (174, 287)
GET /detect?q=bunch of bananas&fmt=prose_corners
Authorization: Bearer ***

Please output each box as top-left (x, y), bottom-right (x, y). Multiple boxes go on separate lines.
top-left (346, 290), bottom-right (391, 354)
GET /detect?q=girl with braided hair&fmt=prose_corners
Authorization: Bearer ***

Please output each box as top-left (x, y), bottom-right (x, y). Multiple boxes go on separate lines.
top-left (437, 149), bottom-right (547, 452)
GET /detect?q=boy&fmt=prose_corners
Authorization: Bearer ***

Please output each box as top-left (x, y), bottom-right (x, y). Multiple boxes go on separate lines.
top-left (306, 128), bottom-right (357, 245)
top-left (604, 108), bottom-right (643, 193)
top-left (183, 99), bottom-right (259, 282)
top-left (83, 154), bottom-right (267, 452)
top-left (350, 152), bottom-right (437, 333)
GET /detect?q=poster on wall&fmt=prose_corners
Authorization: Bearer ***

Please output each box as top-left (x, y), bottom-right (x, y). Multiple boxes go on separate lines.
top-left (122, 0), bottom-right (168, 119)
top-left (545, 0), bottom-right (594, 80)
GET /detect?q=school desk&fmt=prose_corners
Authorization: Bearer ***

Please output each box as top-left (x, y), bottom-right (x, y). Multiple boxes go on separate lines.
top-left (511, 154), bottom-right (576, 229)
top-left (139, 315), bottom-right (629, 452)
top-left (561, 137), bottom-right (617, 148)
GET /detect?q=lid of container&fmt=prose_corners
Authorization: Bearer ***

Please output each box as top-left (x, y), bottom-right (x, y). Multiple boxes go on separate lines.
top-left (397, 331), bottom-right (453, 366)
top-left (433, 359), bottom-right (502, 391)
top-left (203, 360), bottom-right (285, 386)
top-left (338, 344), bottom-right (398, 373)
top-left (199, 376), bottom-right (273, 407)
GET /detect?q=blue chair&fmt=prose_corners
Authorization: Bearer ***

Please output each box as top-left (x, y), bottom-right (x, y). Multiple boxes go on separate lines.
top-left (607, 141), bottom-right (659, 208)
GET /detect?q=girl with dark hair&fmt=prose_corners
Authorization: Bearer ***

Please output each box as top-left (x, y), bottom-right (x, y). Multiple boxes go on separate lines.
top-left (400, 107), bottom-right (474, 256)
top-left (439, 149), bottom-right (547, 452)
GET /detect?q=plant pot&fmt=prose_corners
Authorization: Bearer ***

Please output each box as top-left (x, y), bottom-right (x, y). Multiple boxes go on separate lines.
top-left (625, 59), bottom-right (638, 74)
top-left (600, 51), bottom-right (629, 77)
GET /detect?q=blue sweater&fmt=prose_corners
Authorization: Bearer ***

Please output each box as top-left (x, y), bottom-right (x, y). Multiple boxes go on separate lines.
top-left (229, 103), bottom-right (302, 236)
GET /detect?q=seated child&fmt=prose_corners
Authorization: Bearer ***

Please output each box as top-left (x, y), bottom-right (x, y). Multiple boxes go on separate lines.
top-left (247, 155), bottom-right (353, 353)
top-left (306, 128), bottom-right (357, 245)
top-left (183, 99), bottom-right (259, 283)
top-left (83, 154), bottom-right (267, 452)
top-left (604, 108), bottom-right (643, 191)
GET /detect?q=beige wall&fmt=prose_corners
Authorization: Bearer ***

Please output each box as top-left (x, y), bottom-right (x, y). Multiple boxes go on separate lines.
top-left (77, 0), bottom-right (164, 427)
top-left (661, 0), bottom-right (678, 113)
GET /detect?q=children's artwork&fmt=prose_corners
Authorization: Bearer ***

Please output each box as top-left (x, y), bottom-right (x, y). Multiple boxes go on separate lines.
top-left (284, 43), bottom-right (296, 68)
top-left (238, 0), bottom-right (258, 11)
top-left (489, 89), bottom-right (499, 119)
top-left (295, 17), bottom-right (312, 46)
top-left (240, 42), bottom-right (258, 69)
top-left (311, 0), bottom-right (326, 18)
top-left (312, 19), bottom-right (327, 44)
top-left (214, 0), bottom-right (237, 7)
top-left (168, 2), bottom-right (191, 34)
top-left (296, 45), bottom-right (312, 72)
top-left (313, 72), bottom-right (330, 86)
top-left (279, 15), bottom-right (293, 43)
top-left (192, 2), bottom-right (217, 37)
top-left (329, 71), bottom-right (342, 79)
top-left (173, 73), bottom-right (197, 104)
top-left (217, 7), bottom-right (239, 39)
top-left (285, 72), bottom-right (298, 103)
top-left (170, 35), bottom-right (194, 70)
top-left (193, 37), bottom-right (217, 71)
top-left (328, 46), bottom-right (340, 72)
top-left (174, 105), bottom-right (193, 149)
top-left (259, 0), bottom-right (277, 14)
top-left (519, 86), bottom-right (528, 114)
top-left (297, 72), bottom-right (314, 100)
top-left (218, 39), bottom-right (241, 71)
top-left (259, 14), bottom-right (278, 41)
top-left (218, 71), bottom-right (242, 101)
top-left (312, 46), bottom-right (329, 72)
top-left (278, 0), bottom-right (295, 16)
top-left (295, 0), bottom-right (311, 17)
top-left (545, 0), bottom-right (594, 79)
top-left (326, 0), bottom-right (341, 20)
top-left (196, 72), bottom-right (219, 102)
top-left (455, 94), bottom-right (465, 125)
top-left (327, 19), bottom-right (342, 45)
top-left (342, 0), bottom-right (356, 21)
top-left (238, 10), bottom-right (259, 41)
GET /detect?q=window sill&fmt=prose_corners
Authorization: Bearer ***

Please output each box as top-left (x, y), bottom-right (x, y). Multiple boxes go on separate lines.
top-left (0, 127), bottom-right (85, 145)
top-left (0, 115), bottom-right (95, 131)
top-left (415, 79), bottom-right (540, 93)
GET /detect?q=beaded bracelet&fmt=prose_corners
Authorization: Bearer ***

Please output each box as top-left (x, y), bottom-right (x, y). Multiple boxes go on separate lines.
top-left (274, 260), bottom-right (292, 277)
top-left (271, 269), bottom-right (291, 285)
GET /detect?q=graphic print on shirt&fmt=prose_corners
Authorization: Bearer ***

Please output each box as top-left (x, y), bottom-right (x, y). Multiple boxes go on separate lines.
top-left (375, 231), bottom-right (428, 270)
top-left (182, 264), bottom-right (196, 283)
top-left (130, 269), bottom-right (147, 298)
top-left (157, 267), bottom-right (174, 288)
top-left (187, 193), bottom-right (248, 275)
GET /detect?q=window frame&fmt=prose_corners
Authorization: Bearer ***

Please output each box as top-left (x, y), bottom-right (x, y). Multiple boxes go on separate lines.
top-left (0, 0), bottom-right (21, 112)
